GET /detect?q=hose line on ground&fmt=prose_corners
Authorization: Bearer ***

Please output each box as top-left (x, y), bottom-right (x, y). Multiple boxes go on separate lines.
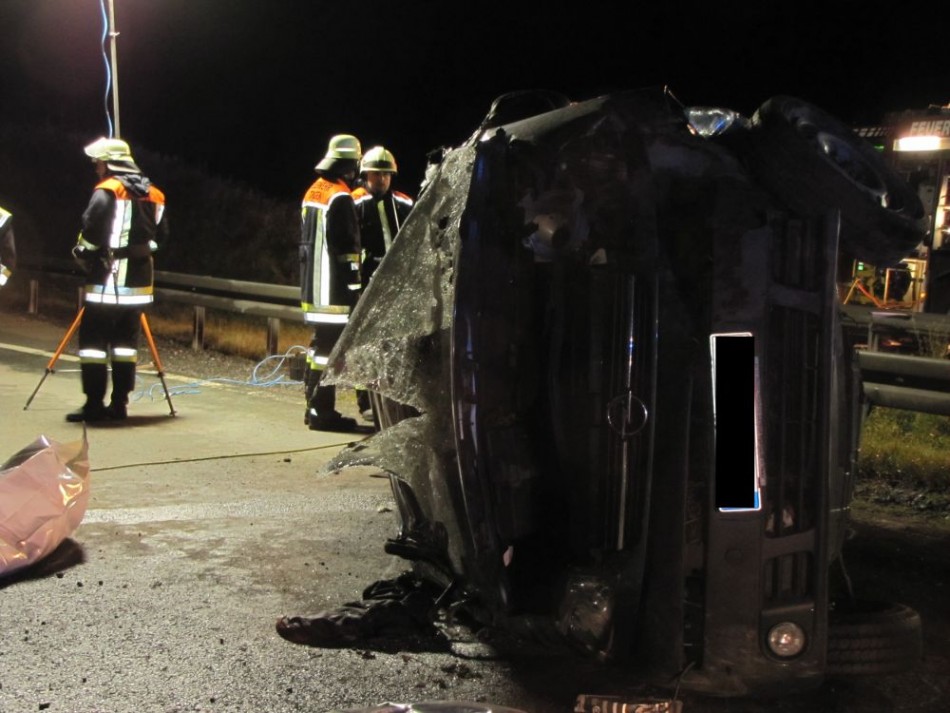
top-left (132, 345), bottom-right (308, 402)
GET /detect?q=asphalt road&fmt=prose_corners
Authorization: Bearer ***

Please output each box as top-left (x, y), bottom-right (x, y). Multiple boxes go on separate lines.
top-left (1, 309), bottom-right (948, 713)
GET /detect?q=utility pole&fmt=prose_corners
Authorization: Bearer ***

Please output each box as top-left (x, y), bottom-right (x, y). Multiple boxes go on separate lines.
top-left (107, 0), bottom-right (121, 138)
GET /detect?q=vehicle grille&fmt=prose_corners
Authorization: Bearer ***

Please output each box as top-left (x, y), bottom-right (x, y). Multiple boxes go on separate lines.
top-left (761, 213), bottom-right (826, 606)
top-left (763, 551), bottom-right (814, 601)
top-left (764, 305), bottom-right (820, 538)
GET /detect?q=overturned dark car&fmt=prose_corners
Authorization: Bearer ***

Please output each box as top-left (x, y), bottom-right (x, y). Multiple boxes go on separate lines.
top-left (324, 89), bottom-right (925, 696)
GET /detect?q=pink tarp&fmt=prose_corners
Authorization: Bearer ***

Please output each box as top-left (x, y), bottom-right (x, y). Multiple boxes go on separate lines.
top-left (0, 435), bottom-right (90, 577)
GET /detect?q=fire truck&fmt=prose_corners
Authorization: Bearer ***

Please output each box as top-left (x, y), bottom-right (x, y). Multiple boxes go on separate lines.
top-left (852, 104), bottom-right (950, 313)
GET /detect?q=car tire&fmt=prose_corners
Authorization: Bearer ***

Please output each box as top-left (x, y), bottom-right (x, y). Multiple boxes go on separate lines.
top-left (745, 96), bottom-right (925, 266)
top-left (826, 600), bottom-right (923, 675)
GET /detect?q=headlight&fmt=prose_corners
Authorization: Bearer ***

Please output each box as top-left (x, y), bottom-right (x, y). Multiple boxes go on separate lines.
top-left (767, 621), bottom-right (806, 658)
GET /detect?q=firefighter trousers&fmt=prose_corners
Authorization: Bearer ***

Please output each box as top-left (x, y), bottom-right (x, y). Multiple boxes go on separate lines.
top-left (305, 323), bottom-right (346, 418)
top-left (77, 304), bottom-right (141, 407)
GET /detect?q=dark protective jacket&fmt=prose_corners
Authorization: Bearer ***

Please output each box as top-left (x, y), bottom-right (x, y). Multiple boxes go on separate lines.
top-left (75, 174), bottom-right (167, 306)
top-left (0, 206), bottom-right (15, 287)
top-left (350, 186), bottom-right (413, 287)
top-left (299, 174), bottom-right (361, 325)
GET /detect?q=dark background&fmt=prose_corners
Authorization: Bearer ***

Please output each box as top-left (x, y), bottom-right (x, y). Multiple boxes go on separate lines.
top-left (1, 0), bottom-right (948, 200)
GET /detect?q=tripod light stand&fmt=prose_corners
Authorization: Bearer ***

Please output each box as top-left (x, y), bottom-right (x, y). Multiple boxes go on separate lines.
top-left (24, 308), bottom-right (176, 416)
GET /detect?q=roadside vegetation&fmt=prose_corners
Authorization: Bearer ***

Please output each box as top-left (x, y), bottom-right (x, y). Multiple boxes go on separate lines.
top-left (0, 123), bottom-right (300, 281)
top-left (856, 408), bottom-right (950, 522)
top-left (851, 319), bottom-right (950, 524)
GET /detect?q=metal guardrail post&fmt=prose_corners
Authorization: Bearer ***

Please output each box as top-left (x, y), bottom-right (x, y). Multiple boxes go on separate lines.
top-left (28, 278), bottom-right (38, 315)
top-left (192, 305), bottom-right (206, 351)
top-left (266, 317), bottom-right (280, 356)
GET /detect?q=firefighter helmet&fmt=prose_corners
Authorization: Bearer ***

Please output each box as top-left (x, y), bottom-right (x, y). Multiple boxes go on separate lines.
top-left (360, 146), bottom-right (398, 174)
top-left (315, 134), bottom-right (363, 172)
top-left (83, 137), bottom-right (141, 173)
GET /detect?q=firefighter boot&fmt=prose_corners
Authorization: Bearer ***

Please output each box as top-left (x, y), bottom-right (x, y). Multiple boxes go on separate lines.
top-left (66, 362), bottom-right (109, 422)
top-left (108, 360), bottom-right (135, 420)
top-left (356, 389), bottom-right (375, 423)
top-left (308, 382), bottom-right (357, 433)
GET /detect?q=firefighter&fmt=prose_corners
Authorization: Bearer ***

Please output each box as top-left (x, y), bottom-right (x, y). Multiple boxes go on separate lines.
top-left (67, 137), bottom-right (167, 423)
top-left (351, 146), bottom-right (414, 288)
top-left (300, 134), bottom-right (363, 432)
top-left (350, 146), bottom-right (414, 422)
top-left (0, 204), bottom-right (15, 289)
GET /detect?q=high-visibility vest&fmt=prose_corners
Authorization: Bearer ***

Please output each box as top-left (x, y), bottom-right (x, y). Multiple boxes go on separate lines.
top-left (77, 176), bottom-right (166, 306)
top-left (300, 177), bottom-right (361, 325)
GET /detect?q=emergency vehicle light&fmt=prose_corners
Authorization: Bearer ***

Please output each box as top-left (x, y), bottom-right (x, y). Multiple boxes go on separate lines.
top-left (894, 136), bottom-right (950, 152)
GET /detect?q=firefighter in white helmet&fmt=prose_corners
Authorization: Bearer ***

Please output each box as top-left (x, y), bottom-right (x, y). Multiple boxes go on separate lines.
top-left (351, 146), bottom-right (414, 287)
top-left (66, 137), bottom-right (168, 423)
top-left (348, 146), bottom-right (414, 423)
top-left (0, 204), bottom-right (16, 289)
top-left (300, 134), bottom-right (363, 432)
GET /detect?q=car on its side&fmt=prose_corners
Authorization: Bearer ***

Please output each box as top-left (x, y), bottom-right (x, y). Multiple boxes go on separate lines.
top-left (326, 89), bottom-right (925, 696)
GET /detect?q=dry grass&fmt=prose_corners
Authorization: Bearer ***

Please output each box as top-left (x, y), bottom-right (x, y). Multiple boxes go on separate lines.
top-left (858, 408), bottom-right (950, 489)
top-left (148, 302), bottom-right (312, 361)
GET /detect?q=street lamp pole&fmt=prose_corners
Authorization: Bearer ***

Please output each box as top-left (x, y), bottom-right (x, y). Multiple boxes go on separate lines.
top-left (107, 0), bottom-right (121, 138)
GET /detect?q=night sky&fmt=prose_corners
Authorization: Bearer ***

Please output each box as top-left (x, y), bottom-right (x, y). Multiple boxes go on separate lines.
top-left (1, 0), bottom-right (948, 201)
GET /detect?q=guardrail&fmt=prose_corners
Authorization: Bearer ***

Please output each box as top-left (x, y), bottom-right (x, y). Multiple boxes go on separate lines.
top-left (18, 263), bottom-right (304, 355)
top-left (841, 305), bottom-right (950, 349)
top-left (858, 350), bottom-right (950, 415)
top-left (847, 308), bottom-right (950, 416)
top-left (18, 267), bottom-right (950, 410)
top-left (153, 270), bottom-right (301, 354)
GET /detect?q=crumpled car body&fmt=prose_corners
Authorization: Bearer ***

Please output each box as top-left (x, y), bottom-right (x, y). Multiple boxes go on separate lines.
top-left (325, 89), bottom-right (924, 695)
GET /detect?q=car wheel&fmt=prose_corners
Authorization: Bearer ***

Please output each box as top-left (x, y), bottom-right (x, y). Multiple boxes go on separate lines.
top-left (746, 95), bottom-right (925, 266)
top-left (827, 600), bottom-right (923, 675)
